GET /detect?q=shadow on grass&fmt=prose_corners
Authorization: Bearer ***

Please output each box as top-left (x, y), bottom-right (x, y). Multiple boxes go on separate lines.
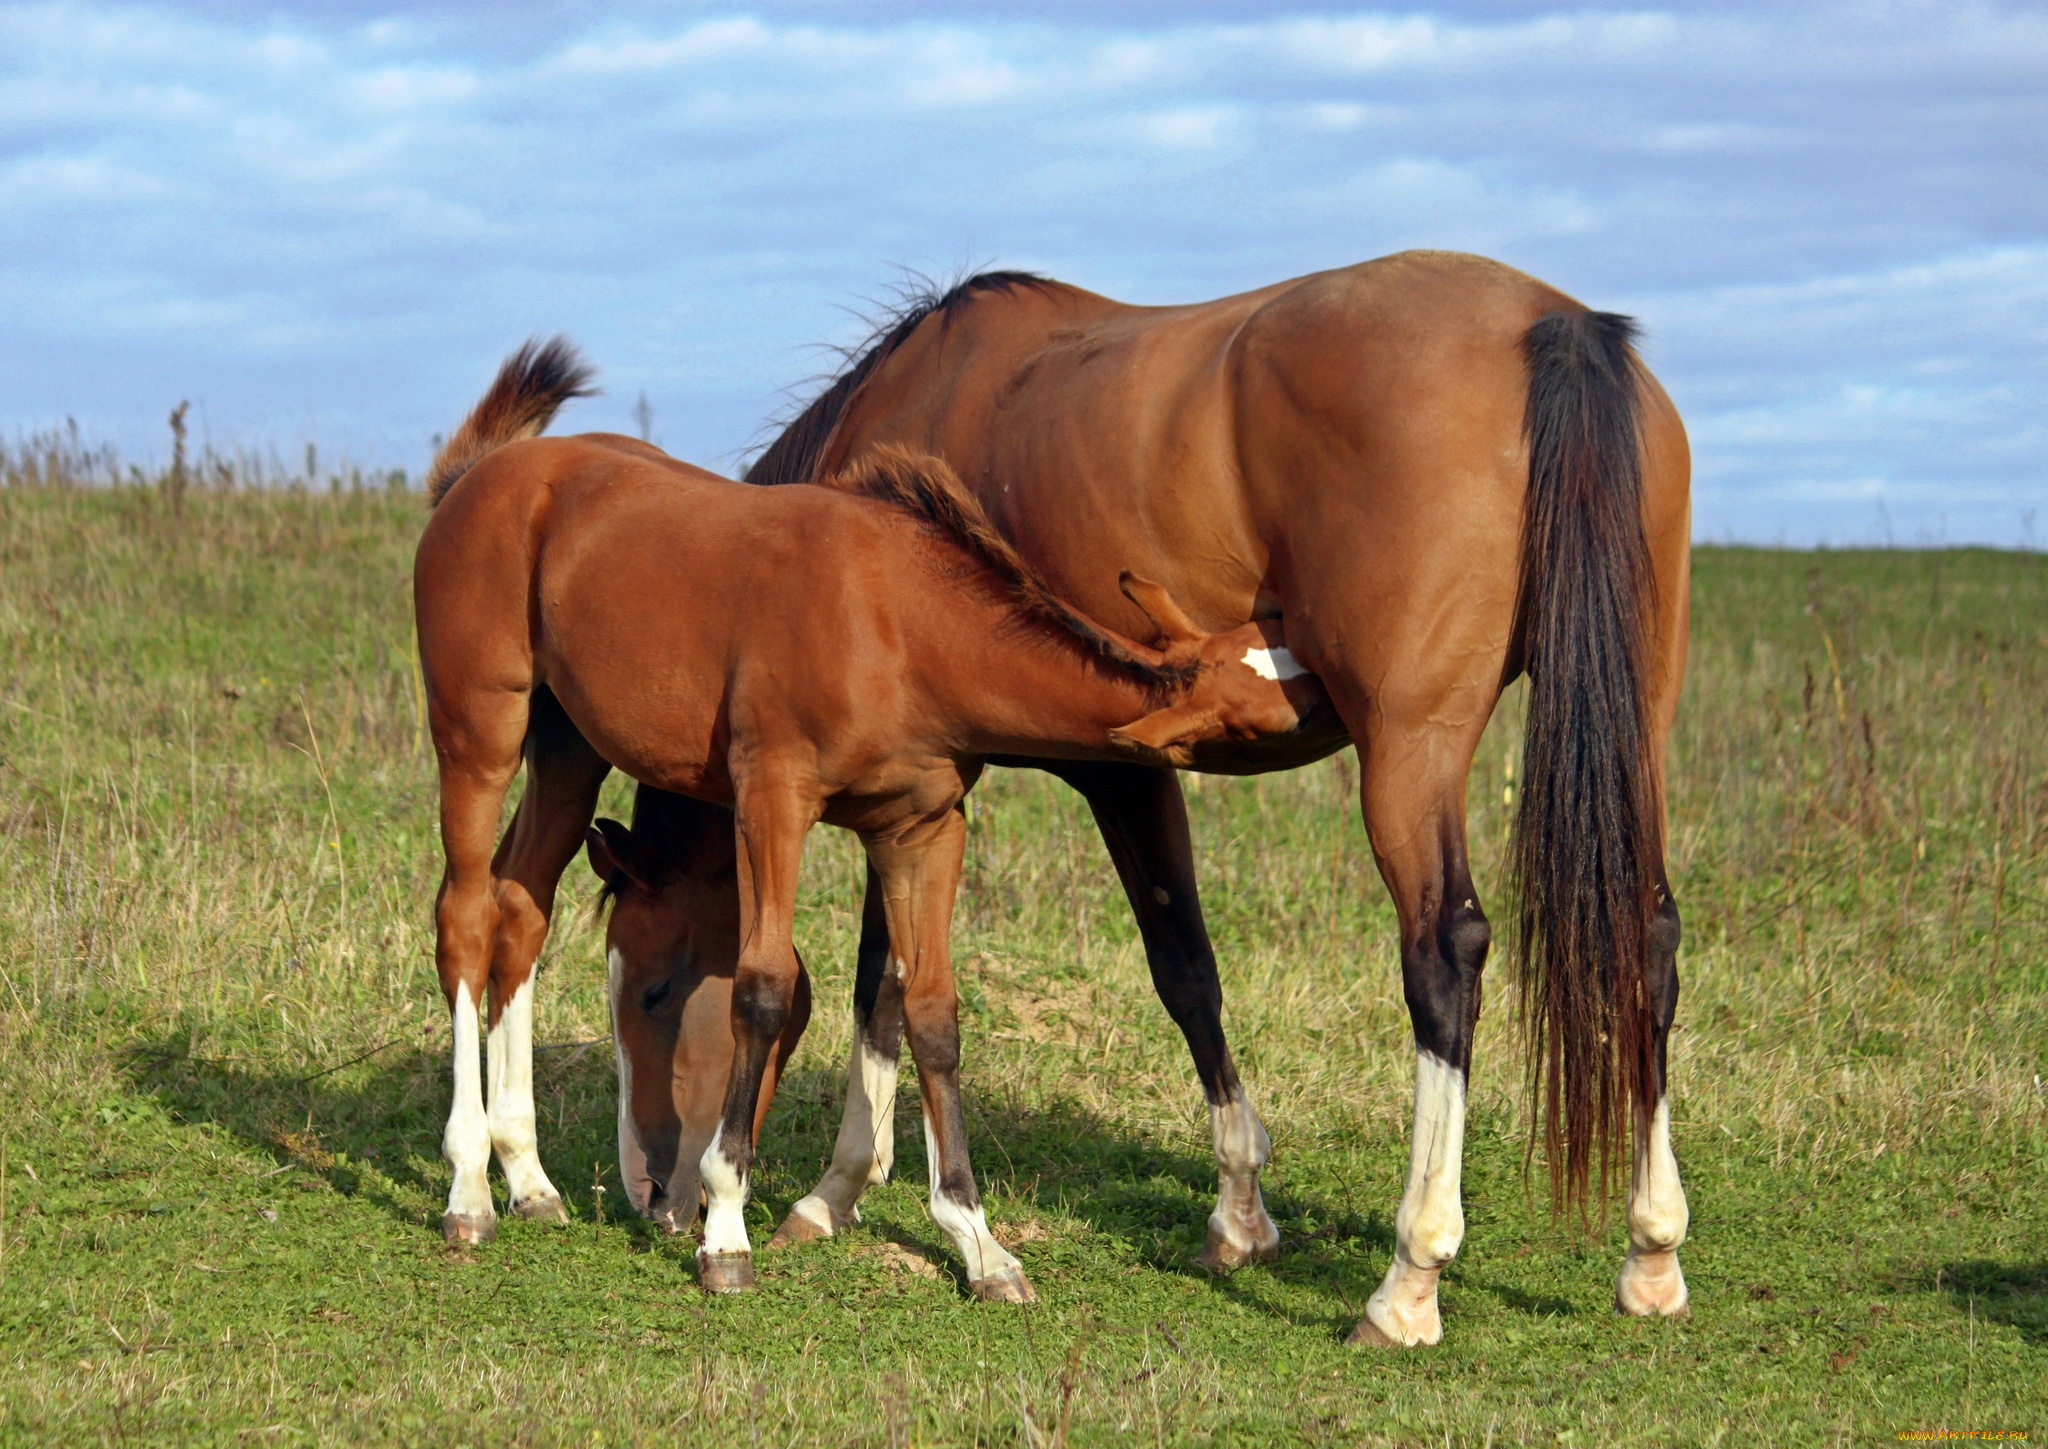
top-left (121, 1039), bottom-right (1389, 1330)
top-left (118, 1026), bottom-right (646, 1238)
top-left (1937, 1260), bottom-right (2048, 1346)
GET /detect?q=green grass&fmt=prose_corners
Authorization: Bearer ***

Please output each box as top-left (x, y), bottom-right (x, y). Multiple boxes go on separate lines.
top-left (0, 474), bottom-right (2043, 1445)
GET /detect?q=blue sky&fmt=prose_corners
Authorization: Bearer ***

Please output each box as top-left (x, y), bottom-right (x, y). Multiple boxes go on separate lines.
top-left (3, 2), bottom-right (2043, 543)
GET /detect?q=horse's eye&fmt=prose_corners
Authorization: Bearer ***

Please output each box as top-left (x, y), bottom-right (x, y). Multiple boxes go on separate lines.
top-left (640, 975), bottom-right (675, 1011)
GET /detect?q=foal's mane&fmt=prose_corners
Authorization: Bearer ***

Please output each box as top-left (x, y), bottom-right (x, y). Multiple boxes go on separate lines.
top-left (838, 446), bottom-right (1195, 692)
top-left (744, 270), bottom-right (1054, 488)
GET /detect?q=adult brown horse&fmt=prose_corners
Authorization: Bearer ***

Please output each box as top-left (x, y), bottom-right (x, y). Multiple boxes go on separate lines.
top-left (721, 250), bottom-right (1693, 1346)
top-left (414, 342), bottom-right (1324, 1298)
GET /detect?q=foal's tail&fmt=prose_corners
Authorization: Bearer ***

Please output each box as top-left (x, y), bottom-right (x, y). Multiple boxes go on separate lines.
top-left (427, 337), bottom-right (597, 506)
top-left (1508, 309), bottom-right (1661, 1223)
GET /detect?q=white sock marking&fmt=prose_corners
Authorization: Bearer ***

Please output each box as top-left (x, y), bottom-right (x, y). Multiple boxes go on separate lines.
top-left (1241, 645), bottom-right (1308, 681)
top-left (698, 1121), bottom-right (751, 1257)
top-left (487, 974), bottom-right (559, 1210)
top-left (1628, 1096), bottom-right (1687, 1252)
top-left (922, 1111), bottom-right (1020, 1284)
top-left (1363, 1050), bottom-right (1467, 1345)
top-left (786, 1028), bottom-right (898, 1234)
top-left (1206, 1089), bottom-right (1277, 1255)
top-left (1615, 1094), bottom-right (1691, 1315)
top-left (442, 982), bottom-right (493, 1220)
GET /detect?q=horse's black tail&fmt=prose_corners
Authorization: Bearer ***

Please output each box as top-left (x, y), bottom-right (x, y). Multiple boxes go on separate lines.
top-left (1508, 309), bottom-right (1661, 1224)
top-left (427, 336), bottom-right (597, 506)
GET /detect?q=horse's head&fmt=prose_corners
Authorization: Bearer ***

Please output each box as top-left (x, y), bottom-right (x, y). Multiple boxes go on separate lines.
top-left (1107, 574), bottom-right (1329, 767)
top-left (585, 789), bottom-right (808, 1231)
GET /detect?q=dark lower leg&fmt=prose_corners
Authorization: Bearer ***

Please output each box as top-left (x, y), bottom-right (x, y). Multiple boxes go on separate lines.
top-left (1043, 760), bottom-right (1277, 1270)
top-left (1355, 816), bottom-right (1491, 1348)
top-left (772, 892), bottom-right (906, 1245)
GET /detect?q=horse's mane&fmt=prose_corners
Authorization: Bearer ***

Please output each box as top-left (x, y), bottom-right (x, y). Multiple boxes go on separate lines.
top-left (744, 270), bottom-right (1054, 487)
top-left (837, 445), bottom-right (1196, 693)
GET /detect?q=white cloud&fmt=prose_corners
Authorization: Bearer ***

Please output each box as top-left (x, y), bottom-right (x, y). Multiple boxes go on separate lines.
top-left (0, 1), bottom-right (2041, 543)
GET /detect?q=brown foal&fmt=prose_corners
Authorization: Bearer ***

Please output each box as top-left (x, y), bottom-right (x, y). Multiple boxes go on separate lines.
top-left (415, 340), bottom-right (1323, 1300)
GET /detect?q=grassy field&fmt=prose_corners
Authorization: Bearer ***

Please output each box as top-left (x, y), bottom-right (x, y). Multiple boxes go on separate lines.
top-left (0, 465), bottom-right (2042, 1445)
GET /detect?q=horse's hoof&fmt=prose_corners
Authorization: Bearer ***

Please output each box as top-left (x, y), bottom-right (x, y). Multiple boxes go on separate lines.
top-left (1345, 1313), bottom-right (1402, 1348)
top-left (1615, 1250), bottom-right (1691, 1318)
top-left (970, 1266), bottom-right (1037, 1304)
top-left (1194, 1222), bottom-right (1280, 1275)
top-left (697, 1251), bottom-right (756, 1293)
top-left (768, 1209), bottom-right (831, 1249)
top-left (442, 1211), bottom-right (496, 1246)
top-left (511, 1194), bottom-right (570, 1224)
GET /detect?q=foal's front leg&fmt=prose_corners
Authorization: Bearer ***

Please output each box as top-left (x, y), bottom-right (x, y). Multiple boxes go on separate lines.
top-left (697, 784), bottom-right (812, 1292)
top-left (771, 871), bottom-right (905, 1244)
top-left (869, 807), bottom-right (1032, 1302)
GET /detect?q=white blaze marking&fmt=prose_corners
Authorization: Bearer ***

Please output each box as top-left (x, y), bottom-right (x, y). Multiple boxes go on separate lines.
top-left (922, 1110), bottom-right (1020, 1285)
top-left (785, 1028), bottom-right (899, 1234)
top-left (1362, 1050), bottom-right (1468, 1346)
top-left (442, 981), bottom-right (493, 1219)
top-left (698, 1122), bottom-right (751, 1257)
top-left (1240, 645), bottom-right (1308, 681)
top-left (608, 947), bottom-right (655, 1215)
top-left (488, 973), bottom-right (558, 1210)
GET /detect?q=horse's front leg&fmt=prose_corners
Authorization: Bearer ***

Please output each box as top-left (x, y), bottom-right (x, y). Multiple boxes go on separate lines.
top-left (1616, 878), bottom-right (1690, 1316)
top-left (1041, 759), bottom-right (1279, 1274)
top-left (772, 870), bottom-right (904, 1245)
top-left (697, 781), bottom-right (812, 1292)
top-left (871, 804), bottom-right (1032, 1302)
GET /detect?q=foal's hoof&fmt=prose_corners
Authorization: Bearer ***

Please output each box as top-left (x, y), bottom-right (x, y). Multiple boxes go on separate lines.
top-left (511, 1193), bottom-right (570, 1225)
top-left (768, 1209), bottom-right (831, 1249)
top-left (1194, 1221), bottom-right (1280, 1275)
top-left (969, 1266), bottom-right (1037, 1304)
top-left (697, 1250), bottom-right (756, 1293)
top-left (442, 1211), bottom-right (496, 1247)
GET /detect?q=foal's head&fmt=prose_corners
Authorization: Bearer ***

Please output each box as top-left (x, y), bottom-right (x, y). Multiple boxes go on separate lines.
top-left (584, 790), bottom-right (763, 1229)
top-left (1108, 573), bottom-right (1329, 767)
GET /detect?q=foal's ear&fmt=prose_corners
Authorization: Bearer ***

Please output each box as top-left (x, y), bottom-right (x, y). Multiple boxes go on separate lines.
top-left (1107, 702), bottom-right (1220, 767)
top-left (585, 818), bottom-right (648, 893)
top-left (1119, 571), bottom-right (1205, 649)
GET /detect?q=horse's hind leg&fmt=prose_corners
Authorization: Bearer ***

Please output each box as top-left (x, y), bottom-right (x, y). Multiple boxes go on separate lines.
top-left (1615, 870), bottom-right (1689, 1315)
top-left (1339, 694), bottom-right (1494, 1349)
top-left (484, 688), bottom-right (609, 1223)
top-left (1045, 760), bottom-right (1278, 1273)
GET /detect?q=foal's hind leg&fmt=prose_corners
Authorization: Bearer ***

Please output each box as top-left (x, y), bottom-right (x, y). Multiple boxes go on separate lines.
top-left (431, 690), bottom-right (529, 1246)
top-left (1044, 760), bottom-right (1278, 1273)
top-left (483, 691), bottom-right (608, 1223)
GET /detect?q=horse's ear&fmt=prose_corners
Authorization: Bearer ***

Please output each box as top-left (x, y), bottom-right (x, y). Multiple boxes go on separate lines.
top-left (585, 818), bottom-right (647, 892)
top-left (1107, 702), bottom-right (1220, 767)
top-left (1119, 571), bottom-right (1205, 649)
